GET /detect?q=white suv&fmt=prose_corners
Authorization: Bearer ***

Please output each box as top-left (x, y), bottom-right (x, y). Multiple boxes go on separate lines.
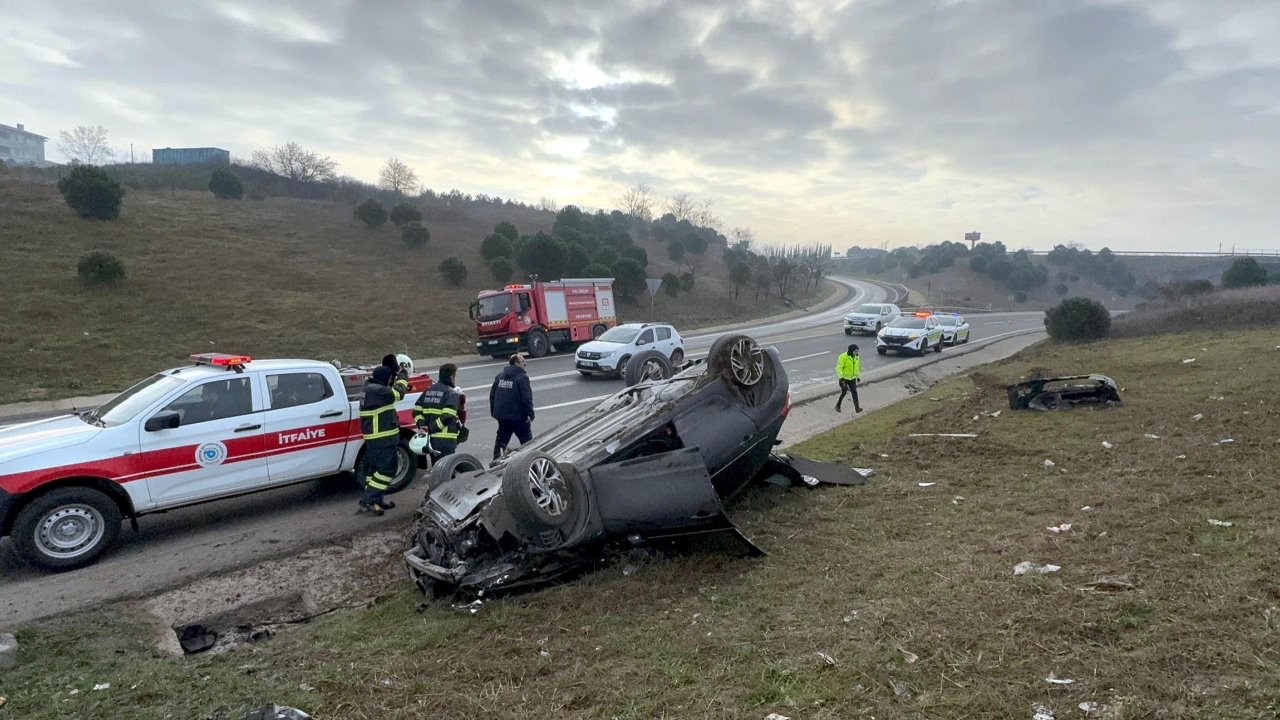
top-left (844, 303), bottom-right (901, 335)
top-left (575, 323), bottom-right (684, 378)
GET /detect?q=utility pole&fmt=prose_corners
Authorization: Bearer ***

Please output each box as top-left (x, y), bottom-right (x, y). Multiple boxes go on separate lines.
top-left (130, 144), bottom-right (134, 163)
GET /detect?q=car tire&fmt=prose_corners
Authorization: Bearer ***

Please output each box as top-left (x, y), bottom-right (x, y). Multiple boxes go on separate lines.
top-left (614, 355), bottom-right (632, 379)
top-left (385, 441), bottom-right (421, 494)
top-left (591, 324), bottom-right (607, 340)
top-left (877, 347), bottom-right (887, 355)
top-left (670, 348), bottom-right (684, 366)
top-left (12, 486), bottom-right (122, 571)
top-left (934, 339), bottom-right (943, 353)
top-left (425, 452), bottom-right (486, 492)
top-left (501, 451), bottom-right (580, 535)
top-left (708, 334), bottom-right (766, 388)
top-left (624, 349), bottom-right (674, 386)
top-left (844, 328), bottom-right (852, 336)
top-left (527, 330), bottom-right (549, 358)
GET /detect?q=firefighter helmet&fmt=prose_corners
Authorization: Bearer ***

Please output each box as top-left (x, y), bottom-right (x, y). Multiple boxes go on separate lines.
top-left (408, 432), bottom-right (432, 455)
top-left (396, 353), bottom-right (414, 374)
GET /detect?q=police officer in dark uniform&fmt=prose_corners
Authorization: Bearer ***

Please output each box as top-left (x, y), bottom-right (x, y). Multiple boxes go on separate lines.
top-left (358, 364), bottom-right (410, 516)
top-left (413, 363), bottom-right (463, 458)
top-left (490, 354), bottom-right (535, 462)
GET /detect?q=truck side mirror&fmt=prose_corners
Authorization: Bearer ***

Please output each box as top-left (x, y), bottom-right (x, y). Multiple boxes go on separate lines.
top-left (518, 295), bottom-right (531, 313)
top-left (144, 410), bottom-right (181, 432)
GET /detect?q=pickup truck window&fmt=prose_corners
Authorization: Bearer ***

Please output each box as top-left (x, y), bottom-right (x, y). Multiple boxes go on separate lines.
top-left (94, 374), bottom-right (186, 427)
top-left (161, 377), bottom-right (254, 426)
top-left (268, 372), bottom-right (334, 410)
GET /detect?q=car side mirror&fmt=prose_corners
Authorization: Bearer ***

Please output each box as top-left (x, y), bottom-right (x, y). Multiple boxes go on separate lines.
top-left (144, 410), bottom-right (181, 432)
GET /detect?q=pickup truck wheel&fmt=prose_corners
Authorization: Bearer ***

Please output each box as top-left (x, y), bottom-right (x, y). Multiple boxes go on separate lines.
top-left (877, 347), bottom-right (887, 355)
top-left (501, 452), bottom-right (580, 536)
top-left (425, 452), bottom-right (486, 492)
top-left (844, 328), bottom-right (852, 336)
top-left (624, 349), bottom-right (673, 386)
top-left (13, 487), bottom-right (122, 571)
top-left (384, 442), bottom-right (420, 494)
top-left (527, 330), bottom-right (549, 358)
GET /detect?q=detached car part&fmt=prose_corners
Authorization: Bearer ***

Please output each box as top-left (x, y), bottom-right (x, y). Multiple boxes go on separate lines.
top-left (405, 334), bottom-right (859, 597)
top-left (1007, 374), bottom-right (1121, 411)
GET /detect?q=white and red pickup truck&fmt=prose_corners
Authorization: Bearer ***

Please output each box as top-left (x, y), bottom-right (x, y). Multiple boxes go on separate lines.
top-left (0, 353), bottom-right (446, 571)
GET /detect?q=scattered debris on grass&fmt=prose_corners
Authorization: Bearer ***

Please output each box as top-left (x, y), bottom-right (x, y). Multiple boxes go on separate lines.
top-left (1176, 455), bottom-right (1186, 460)
top-left (852, 467), bottom-right (875, 478)
top-left (919, 482), bottom-right (936, 487)
top-left (1183, 358), bottom-right (1196, 364)
top-left (0, 633), bottom-right (17, 671)
top-left (901, 649), bottom-right (919, 664)
top-left (1045, 672), bottom-right (1075, 685)
top-left (816, 651), bottom-right (837, 666)
top-left (1014, 562), bottom-right (1062, 576)
top-left (240, 706), bottom-right (313, 720)
top-left (1084, 577), bottom-right (1138, 592)
top-left (1079, 701), bottom-right (1099, 714)
top-left (952, 495), bottom-right (965, 505)
top-left (92, 683), bottom-right (110, 692)
top-left (1033, 704), bottom-right (1055, 720)
top-left (1046, 524), bottom-right (1072, 533)
top-left (1101, 441), bottom-right (1113, 449)
top-left (1043, 459), bottom-right (1056, 469)
top-left (1081, 506), bottom-right (1093, 512)
top-left (1145, 434), bottom-right (1161, 439)
top-left (1207, 519), bottom-right (1234, 528)
top-left (1193, 413), bottom-right (1204, 422)
top-left (765, 714), bottom-right (791, 720)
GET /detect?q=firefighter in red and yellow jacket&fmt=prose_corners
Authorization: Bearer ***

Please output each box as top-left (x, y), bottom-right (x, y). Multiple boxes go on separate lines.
top-left (358, 364), bottom-right (410, 515)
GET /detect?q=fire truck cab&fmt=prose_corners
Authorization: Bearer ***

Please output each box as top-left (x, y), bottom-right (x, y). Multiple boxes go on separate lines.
top-left (471, 278), bottom-right (617, 358)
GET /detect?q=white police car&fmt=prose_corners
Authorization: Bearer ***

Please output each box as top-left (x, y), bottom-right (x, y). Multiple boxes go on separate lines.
top-left (937, 314), bottom-right (971, 345)
top-left (876, 313), bottom-right (945, 356)
top-left (575, 322), bottom-right (684, 378)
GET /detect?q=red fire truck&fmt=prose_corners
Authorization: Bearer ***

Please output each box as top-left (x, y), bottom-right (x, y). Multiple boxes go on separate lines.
top-left (470, 278), bottom-right (618, 358)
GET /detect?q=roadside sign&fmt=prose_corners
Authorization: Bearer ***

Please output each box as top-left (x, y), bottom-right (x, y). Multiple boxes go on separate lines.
top-left (646, 278), bottom-right (662, 295)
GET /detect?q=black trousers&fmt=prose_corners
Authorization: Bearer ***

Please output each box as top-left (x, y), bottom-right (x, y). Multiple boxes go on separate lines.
top-left (493, 419), bottom-right (533, 459)
top-left (361, 443), bottom-right (397, 506)
top-left (837, 378), bottom-right (859, 409)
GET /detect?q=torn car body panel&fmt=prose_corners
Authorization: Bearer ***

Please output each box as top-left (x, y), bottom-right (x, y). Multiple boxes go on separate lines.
top-left (405, 334), bottom-right (863, 597)
top-left (1007, 374), bottom-right (1121, 411)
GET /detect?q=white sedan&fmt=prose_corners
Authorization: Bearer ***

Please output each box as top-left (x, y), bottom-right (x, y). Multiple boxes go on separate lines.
top-left (937, 314), bottom-right (971, 345)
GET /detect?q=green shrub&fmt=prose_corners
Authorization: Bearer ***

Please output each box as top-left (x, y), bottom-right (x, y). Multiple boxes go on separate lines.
top-left (481, 233), bottom-right (514, 262)
top-left (354, 198), bottom-right (388, 229)
top-left (666, 239), bottom-right (685, 262)
top-left (77, 250), bottom-right (126, 286)
top-left (1222, 258), bottom-right (1268, 289)
top-left (247, 189), bottom-right (266, 201)
top-left (622, 245), bottom-right (648, 267)
top-left (58, 165), bottom-right (125, 220)
top-left (489, 257), bottom-right (514, 284)
top-left (1013, 291), bottom-right (1028, 304)
top-left (1054, 283), bottom-right (1069, 296)
top-left (494, 221), bottom-right (518, 241)
top-left (438, 257), bottom-right (468, 286)
top-left (581, 263), bottom-right (612, 278)
top-left (389, 202), bottom-right (422, 227)
top-left (1045, 297), bottom-right (1111, 341)
top-left (402, 221), bottom-right (430, 249)
top-left (661, 272), bottom-right (681, 296)
top-left (208, 168), bottom-right (243, 200)
top-left (611, 258), bottom-right (646, 301)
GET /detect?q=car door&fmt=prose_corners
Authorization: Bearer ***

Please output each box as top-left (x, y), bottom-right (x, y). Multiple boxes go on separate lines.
top-left (261, 370), bottom-right (350, 482)
top-left (140, 374), bottom-right (267, 507)
top-left (635, 328), bottom-right (656, 354)
top-left (655, 326), bottom-right (674, 356)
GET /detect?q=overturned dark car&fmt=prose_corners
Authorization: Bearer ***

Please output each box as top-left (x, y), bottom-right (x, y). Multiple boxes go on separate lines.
top-left (1007, 374), bottom-right (1121, 411)
top-left (405, 334), bottom-right (854, 597)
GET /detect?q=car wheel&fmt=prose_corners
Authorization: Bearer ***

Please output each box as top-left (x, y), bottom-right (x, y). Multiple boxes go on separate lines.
top-left (501, 451), bottom-right (581, 535)
top-left (385, 441), bottom-right (421, 494)
top-left (591, 324), bottom-right (607, 340)
top-left (844, 328), bottom-right (852, 336)
top-left (13, 487), bottom-right (122, 571)
top-left (527, 330), bottom-right (549, 358)
top-left (709, 334), bottom-right (765, 387)
top-left (934, 339), bottom-right (943, 353)
top-left (624, 349), bottom-right (674, 386)
top-left (877, 347), bottom-right (887, 355)
top-left (669, 348), bottom-right (685, 366)
top-left (614, 354), bottom-right (632, 379)
top-left (425, 452), bottom-right (486, 492)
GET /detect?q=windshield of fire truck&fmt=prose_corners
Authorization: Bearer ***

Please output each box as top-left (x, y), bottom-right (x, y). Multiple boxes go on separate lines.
top-left (477, 293), bottom-right (513, 322)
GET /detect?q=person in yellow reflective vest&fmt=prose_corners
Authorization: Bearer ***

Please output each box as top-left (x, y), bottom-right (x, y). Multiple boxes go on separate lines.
top-left (835, 343), bottom-right (862, 413)
top-left (358, 364), bottom-right (410, 516)
top-left (413, 363), bottom-right (463, 458)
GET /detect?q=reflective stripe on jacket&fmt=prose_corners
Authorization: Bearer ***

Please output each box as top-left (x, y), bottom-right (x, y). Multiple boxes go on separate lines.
top-left (836, 353), bottom-right (860, 381)
top-left (414, 382), bottom-right (462, 440)
top-left (360, 378), bottom-right (408, 447)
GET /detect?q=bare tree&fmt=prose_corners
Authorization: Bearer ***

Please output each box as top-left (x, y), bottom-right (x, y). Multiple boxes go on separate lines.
top-left (537, 197), bottom-right (559, 213)
top-left (251, 142), bottom-right (338, 182)
top-left (799, 243), bottom-right (834, 294)
top-left (664, 193), bottom-right (696, 222)
top-left (58, 126), bottom-right (114, 165)
top-left (613, 183), bottom-right (659, 221)
top-left (691, 198), bottom-right (720, 230)
top-left (379, 156), bottom-right (419, 194)
top-left (731, 226), bottom-right (755, 249)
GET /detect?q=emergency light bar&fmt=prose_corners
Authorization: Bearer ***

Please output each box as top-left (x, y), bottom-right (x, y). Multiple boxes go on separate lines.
top-left (914, 312), bottom-right (932, 317)
top-left (190, 353), bottom-right (252, 368)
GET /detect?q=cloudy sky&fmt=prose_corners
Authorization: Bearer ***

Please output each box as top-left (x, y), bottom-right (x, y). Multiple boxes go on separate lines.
top-left (3, 0), bottom-right (1277, 251)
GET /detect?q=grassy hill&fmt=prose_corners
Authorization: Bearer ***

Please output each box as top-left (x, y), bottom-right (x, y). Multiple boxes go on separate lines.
top-left (0, 180), bottom-right (828, 404)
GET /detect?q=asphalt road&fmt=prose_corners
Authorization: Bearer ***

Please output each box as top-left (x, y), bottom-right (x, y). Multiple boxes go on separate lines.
top-left (0, 277), bottom-right (1047, 625)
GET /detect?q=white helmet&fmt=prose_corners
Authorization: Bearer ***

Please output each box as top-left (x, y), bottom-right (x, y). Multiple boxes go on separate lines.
top-left (396, 354), bottom-right (414, 374)
top-left (408, 432), bottom-right (432, 455)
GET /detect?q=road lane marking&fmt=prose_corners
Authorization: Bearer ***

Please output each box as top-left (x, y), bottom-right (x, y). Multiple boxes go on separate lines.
top-left (782, 351), bottom-right (831, 363)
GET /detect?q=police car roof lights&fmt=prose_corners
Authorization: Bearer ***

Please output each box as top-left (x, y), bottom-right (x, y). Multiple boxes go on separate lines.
top-left (190, 353), bottom-right (252, 370)
top-left (914, 312), bottom-right (932, 318)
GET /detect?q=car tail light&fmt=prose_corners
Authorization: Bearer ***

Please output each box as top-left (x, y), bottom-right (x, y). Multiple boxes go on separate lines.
top-left (782, 392), bottom-right (792, 417)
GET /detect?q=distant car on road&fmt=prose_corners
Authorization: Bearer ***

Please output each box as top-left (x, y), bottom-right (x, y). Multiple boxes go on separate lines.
top-left (844, 303), bottom-right (901, 335)
top-left (876, 313), bottom-right (944, 356)
top-left (575, 323), bottom-right (684, 379)
top-left (937, 314), bottom-right (971, 345)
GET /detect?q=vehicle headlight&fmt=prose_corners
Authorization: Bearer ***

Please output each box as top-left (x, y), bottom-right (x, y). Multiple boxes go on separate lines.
top-left (908, 333), bottom-right (920, 339)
